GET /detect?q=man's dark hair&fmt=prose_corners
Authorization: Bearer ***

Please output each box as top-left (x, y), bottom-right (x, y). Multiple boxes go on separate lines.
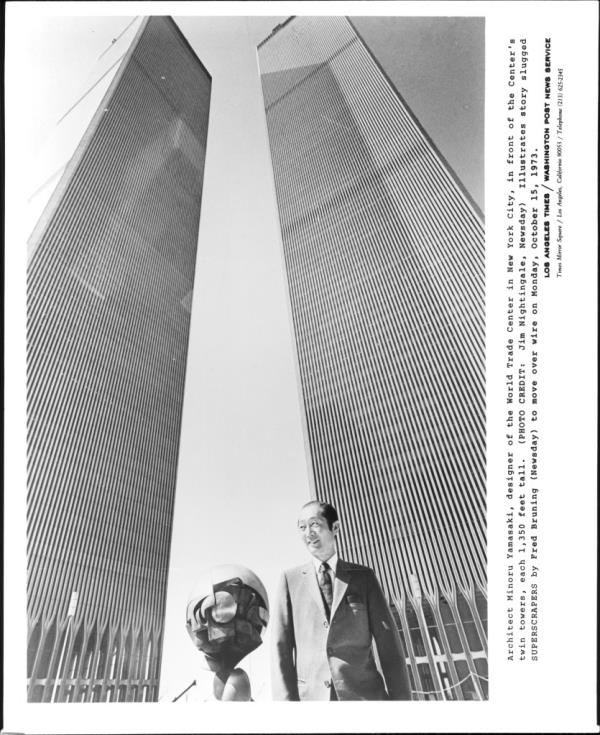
top-left (302, 500), bottom-right (338, 530)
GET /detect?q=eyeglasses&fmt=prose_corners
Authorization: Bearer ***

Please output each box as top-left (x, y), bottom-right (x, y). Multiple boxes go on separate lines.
top-left (297, 519), bottom-right (326, 532)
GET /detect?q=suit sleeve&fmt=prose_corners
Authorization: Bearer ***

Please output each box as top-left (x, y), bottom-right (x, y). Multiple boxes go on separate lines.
top-left (366, 570), bottom-right (412, 700)
top-left (270, 572), bottom-right (300, 701)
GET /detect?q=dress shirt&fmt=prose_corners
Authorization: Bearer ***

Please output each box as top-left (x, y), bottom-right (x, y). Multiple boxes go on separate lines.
top-left (312, 552), bottom-right (338, 580)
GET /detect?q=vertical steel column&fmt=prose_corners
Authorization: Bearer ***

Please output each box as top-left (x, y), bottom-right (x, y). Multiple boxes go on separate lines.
top-left (426, 589), bottom-right (464, 701)
top-left (392, 593), bottom-right (424, 701)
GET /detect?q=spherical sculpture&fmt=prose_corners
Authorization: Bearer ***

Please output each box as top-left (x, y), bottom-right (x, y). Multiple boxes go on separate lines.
top-left (185, 564), bottom-right (269, 701)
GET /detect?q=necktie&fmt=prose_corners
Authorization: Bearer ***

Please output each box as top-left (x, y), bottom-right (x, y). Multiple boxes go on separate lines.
top-left (318, 561), bottom-right (333, 617)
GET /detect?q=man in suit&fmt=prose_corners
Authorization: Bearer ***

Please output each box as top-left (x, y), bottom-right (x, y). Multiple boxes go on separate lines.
top-left (271, 500), bottom-right (411, 701)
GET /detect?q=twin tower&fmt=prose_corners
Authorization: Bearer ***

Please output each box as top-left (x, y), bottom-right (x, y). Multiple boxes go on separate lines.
top-left (27, 16), bottom-right (486, 702)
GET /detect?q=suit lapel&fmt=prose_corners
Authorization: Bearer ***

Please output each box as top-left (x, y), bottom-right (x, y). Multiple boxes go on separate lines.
top-left (300, 562), bottom-right (327, 617)
top-left (331, 559), bottom-right (350, 620)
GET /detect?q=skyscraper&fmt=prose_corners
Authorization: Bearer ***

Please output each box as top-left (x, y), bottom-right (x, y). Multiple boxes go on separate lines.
top-left (26, 17), bottom-right (211, 702)
top-left (258, 16), bottom-right (487, 700)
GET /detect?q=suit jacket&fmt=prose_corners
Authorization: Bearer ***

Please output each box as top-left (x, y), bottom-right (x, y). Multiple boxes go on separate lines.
top-left (271, 558), bottom-right (411, 701)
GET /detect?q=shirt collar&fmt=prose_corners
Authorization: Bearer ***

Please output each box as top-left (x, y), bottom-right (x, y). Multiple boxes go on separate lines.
top-left (313, 551), bottom-right (338, 576)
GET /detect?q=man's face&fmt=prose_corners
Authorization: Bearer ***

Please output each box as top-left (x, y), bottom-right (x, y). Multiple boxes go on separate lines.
top-left (297, 504), bottom-right (338, 561)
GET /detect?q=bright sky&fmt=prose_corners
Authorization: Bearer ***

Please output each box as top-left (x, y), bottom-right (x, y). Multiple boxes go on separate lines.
top-left (15, 10), bottom-right (484, 703)
top-left (352, 16), bottom-right (484, 213)
top-left (159, 15), bottom-right (310, 701)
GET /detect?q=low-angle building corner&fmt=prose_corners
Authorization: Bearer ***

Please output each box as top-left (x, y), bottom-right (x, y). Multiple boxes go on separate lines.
top-left (257, 16), bottom-right (487, 700)
top-left (26, 16), bottom-right (211, 702)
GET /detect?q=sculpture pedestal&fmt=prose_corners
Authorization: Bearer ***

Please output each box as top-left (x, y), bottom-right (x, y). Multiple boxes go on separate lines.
top-left (213, 668), bottom-right (252, 701)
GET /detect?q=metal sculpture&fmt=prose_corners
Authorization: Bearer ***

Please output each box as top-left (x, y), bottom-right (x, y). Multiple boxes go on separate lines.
top-left (185, 564), bottom-right (269, 701)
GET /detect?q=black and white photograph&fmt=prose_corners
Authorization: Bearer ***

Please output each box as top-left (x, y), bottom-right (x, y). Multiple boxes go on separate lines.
top-left (4, 2), bottom-right (597, 733)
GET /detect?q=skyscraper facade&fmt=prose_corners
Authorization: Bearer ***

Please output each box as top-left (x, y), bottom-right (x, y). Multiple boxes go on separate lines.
top-left (26, 17), bottom-right (211, 702)
top-left (258, 16), bottom-right (487, 700)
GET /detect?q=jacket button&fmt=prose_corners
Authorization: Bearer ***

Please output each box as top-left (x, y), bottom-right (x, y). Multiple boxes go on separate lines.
top-left (324, 680), bottom-right (331, 688)
top-left (323, 621), bottom-right (329, 628)
top-left (327, 647), bottom-right (333, 656)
